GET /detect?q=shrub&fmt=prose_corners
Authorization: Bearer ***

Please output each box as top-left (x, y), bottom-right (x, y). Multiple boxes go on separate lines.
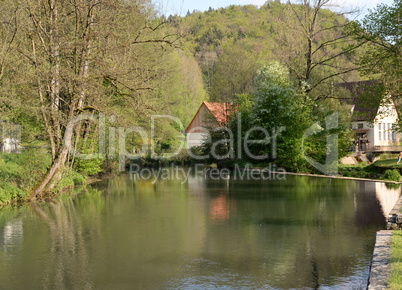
top-left (74, 156), bottom-right (104, 176)
top-left (53, 168), bottom-right (87, 192)
top-left (0, 148), bottom-right (51, 191)
top-left (383, 169), bottom-right (401, 182)
top-left (0, 183), bottom-right (25, 205)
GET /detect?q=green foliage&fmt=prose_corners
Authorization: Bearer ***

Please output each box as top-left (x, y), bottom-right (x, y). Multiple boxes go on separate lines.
top-left (374, 158), bottom-right (402, 169)
top-left (53, 168), bottom-right (86, 192)
top-left (209, 43), bottom-right (258, 102)
top-left (383, 169), bottom-right (401, 182)
top-left (74, 156), bottom-right (104, 176)
top-left (255, 61), bottom-right (291, 88)
top-left (0, 149), bottom-right (51, 190)
top-left (248, 63), bottom-right (314, 171)
top-left (348, 0), bottom-right (401, 98)
top-left (0, 183), bottom-right (24, 205)
top-left (0, 149), bottom-right (51, 204)
top-left (176, 2), bottom-right (358, 99)
top-left (211, 61), bottom-right (352, 173)
top-left (338, 164), bottom-right (381, 179)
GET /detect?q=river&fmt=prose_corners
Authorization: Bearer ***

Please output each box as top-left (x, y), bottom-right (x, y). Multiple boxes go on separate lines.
top-left (0, 169), bottom-right (399, 289)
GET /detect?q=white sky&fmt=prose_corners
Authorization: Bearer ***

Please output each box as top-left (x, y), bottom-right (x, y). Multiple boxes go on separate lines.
top-left (156, 0), bottom-right (395, 19)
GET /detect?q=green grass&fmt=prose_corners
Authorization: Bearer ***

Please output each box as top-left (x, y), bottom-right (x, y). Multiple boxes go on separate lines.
top-left (389, 231), bottom-right (402, 289)
top-left (338, 163), bottom-right (381, 179)
top-left (374, 159), bottom-right (402, 169)
top-left (0, 149), bottom-right (87, 205)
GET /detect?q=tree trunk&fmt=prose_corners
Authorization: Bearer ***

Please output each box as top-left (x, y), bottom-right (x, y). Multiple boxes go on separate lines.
top-left (31, 108), bottom-right (76, 198)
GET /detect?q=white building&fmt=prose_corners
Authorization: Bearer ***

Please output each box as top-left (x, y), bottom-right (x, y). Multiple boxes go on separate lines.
top-left (339, 81), bottom-right (400, 153)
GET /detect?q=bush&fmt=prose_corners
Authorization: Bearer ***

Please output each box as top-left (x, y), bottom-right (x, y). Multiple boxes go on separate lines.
top-left (74, 156), bottom-right (104, 176)
top-left (0, 183), bottom-right (25, 205)
top-left (53, 168), bottom-right (87, 192)
top-left (383, 169), bottom-right (401, 182)
top-left (0, 149), bottom-right (52, 190)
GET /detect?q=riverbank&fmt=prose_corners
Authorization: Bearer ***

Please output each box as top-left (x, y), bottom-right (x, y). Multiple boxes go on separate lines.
top-left (339, 157), bottom-right (402, 182)
top-left (368, 231), bottom-right (393, 289)
top-left (0, 150), bottom-right (90, 206)
top-left (366, 230), bottom-right (402, 289)
top-left (246, 166), bottom-right (402, 185)
top-left (389, 231), bottom-right (402, 288)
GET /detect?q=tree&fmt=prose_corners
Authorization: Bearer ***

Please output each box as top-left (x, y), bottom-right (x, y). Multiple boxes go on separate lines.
top-left (229, 62), bottom-right (351, 173)
top-left (348, 0), bottom-right (401, 98)
top-left (248, 62), bottom-right (314, 171)
top-left (209, 43), bottom-right (258, 102)
top-left (276, 0), bottom-right (361, 100)
top-left (2, 0), bottom-right (178, 197)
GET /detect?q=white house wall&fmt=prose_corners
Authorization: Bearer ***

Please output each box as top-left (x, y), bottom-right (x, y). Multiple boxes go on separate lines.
top-left (351, 102), bottom-right (400, 149)
top-left (373, 104), bottom-right (399, 147)
top-left (187, 133), bottom-right (206, 148)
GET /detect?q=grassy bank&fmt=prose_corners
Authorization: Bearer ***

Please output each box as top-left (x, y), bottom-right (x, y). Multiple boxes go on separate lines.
top-left (0, 149), bottom-right (87, 206)
top-left (339, 156), bottom-right (402, 182)
top-left (389, 231), bottom-right (402, 289)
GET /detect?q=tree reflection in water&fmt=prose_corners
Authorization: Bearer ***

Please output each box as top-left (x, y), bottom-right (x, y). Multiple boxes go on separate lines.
top-left (0, 173), bottom-right (399, 289)
top-left (30, 198), bottom-right (93, 289)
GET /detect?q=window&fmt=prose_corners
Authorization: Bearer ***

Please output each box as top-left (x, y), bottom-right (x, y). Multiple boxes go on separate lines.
top-left (383, 123), bottom-right (387, 140)
top-left (358, 123), bottom-right (364, 129)
top-left (388, 124), bottom-right (392, 141)
top-left (392, 124), bottom-right (397, 141)
top-left (379, 123), bottom-right (382, 141)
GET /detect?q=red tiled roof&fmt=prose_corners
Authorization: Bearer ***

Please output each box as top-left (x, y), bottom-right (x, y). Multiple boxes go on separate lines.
top-left (204, 102), bottom-right (234, 125)
top-left (185, 102), bottom-right (236, 133)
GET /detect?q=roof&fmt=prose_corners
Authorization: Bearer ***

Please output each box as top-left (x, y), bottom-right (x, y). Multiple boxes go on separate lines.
top-left (185, 102), bottom-right (236, 133)
top-left (337, 80), bottom-right (386, 122)
top-left (203, 102), bottom-right (235, 125)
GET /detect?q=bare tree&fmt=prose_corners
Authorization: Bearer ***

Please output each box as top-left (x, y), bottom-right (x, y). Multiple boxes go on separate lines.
top-left (277, 0), bottom-right (362, 100)
top-left (9, 0), bottom-right (178, 197)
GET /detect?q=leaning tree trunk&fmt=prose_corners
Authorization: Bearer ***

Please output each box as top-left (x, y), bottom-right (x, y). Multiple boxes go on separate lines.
top-left (31, 116), bottom-right (76, 198)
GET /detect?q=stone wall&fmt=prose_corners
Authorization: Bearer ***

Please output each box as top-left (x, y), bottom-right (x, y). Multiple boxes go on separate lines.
top-left (387, 195), bottom-right (402, 230)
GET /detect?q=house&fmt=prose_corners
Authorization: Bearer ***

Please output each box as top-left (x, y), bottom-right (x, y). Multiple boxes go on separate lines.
top-left (185, 102), bottom-right (234, 149)
top-left (338, 81), bottom-right (401, 153)
top-left (1, 121), bottom-right (21, 153)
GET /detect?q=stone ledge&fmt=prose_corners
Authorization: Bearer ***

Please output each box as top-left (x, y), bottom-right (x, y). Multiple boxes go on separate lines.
top-left (368, 230), bottom-right (393, 290)
top-left (387, 194), bottom-right (402, 230)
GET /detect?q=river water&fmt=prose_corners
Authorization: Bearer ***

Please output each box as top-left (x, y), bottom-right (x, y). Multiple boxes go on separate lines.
top-left (0, 169), bottom-right (400, 289)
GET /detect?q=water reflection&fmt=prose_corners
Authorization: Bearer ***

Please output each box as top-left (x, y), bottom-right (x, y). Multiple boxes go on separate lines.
top-left (0, 172), bottom-right (398, 289)
top-left (375, 183), bottom-right (401, 217)
top-left (2, 219), bottom-right (23, 255)
top-left (30, 201), bottom-right (93, 289)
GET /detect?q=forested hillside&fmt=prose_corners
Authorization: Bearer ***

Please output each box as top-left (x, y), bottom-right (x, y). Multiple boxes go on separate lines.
top-left (168, 1), bottom-right (361, 102)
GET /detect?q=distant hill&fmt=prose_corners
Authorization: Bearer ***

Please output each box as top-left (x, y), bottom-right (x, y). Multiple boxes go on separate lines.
top-left (167, 2), bottom-right (360, 101)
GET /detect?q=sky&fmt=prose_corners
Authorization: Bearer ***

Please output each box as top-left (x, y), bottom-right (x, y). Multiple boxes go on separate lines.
top-left (155, 0), bottom-right (395, 19)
